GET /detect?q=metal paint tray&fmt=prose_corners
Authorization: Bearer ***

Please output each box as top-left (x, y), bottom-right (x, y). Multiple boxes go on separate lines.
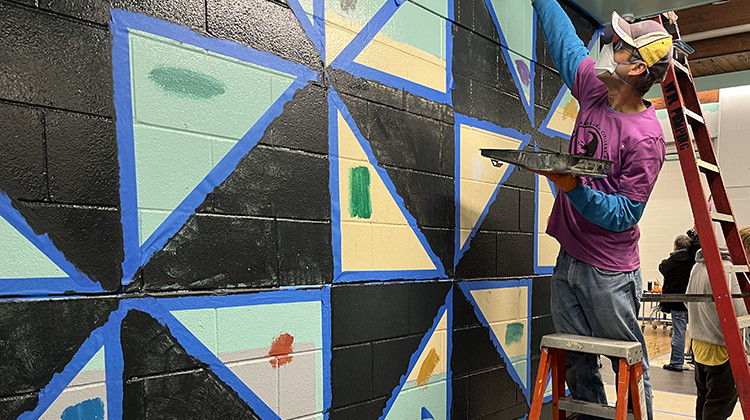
top-left (480, 149), bottom-right (612, 178)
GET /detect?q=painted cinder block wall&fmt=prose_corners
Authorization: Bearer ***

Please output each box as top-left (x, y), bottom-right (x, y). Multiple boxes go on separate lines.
top-left (0, 0), bottom-right (597, 418)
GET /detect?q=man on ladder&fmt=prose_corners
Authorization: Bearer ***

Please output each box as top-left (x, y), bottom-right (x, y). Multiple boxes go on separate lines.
top-left (530, 0), bottom-right (674, 418)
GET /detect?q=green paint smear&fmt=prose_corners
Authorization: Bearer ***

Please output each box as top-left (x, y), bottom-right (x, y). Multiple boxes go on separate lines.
top-left (148, 66), bottom-right (226, 99)
top-left (505, 322), bottom-right (524, 345)
top-left (349, 166), bottom-right (372, 219)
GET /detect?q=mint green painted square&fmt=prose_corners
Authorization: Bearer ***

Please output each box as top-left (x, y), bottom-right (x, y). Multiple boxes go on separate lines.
top-left (138, 209), bottom-right (171, 245)
top-left (385, 379), bottom-right (447, 420)
top-left (216, 301), bottom-right (322, 355)
top-left (82, 347), bottom-right (106, 372)
top-left (171, 308), bottom-right (219, 354)
top-left (129, 29), bottom-right (295, 141)
top-left (489, 0), bottom-right (534, 59)
top-left (210, 140), bottom-right (236, 167)
top-left (326, 0), bottom-right (386, 27)
top-left (298, 0), bottom-right (315, 24)
top-left (0, 215), bottom-right (66, 279)
top-left (513, 358), bottom-right (528, 387)
top-left (381, 1), bottom-right (445, 59)
top-left (411, 0), bottom-right (448, 18)
top-left (134, 124), bottom-right (218, 241)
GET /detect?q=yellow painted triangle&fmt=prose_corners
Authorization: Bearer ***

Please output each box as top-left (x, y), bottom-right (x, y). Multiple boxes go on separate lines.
top-left (459, 124), bottom-right (523, 249)
top-left (338, 112), bottom-right (437, 272)
top-left (537, 177), bottom-right (558, 268)
top-left (469, 286), bottom-right (528, 386)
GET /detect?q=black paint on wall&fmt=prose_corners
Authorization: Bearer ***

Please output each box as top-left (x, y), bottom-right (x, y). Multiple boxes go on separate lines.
top-left (140, 214), bottom-right (279, 291)
top-left (122, 310), bottom-right (260, 419)
top-left (331, 282), bottom-right (451, 415)
top-left (13, 200), bottom-right (124, 291)
top-left (0, 297), bottom-right (118, 418)
top-left (452, 285), bottom-right (528, 419)
top-left (206, 0), bottom-right (322, 71)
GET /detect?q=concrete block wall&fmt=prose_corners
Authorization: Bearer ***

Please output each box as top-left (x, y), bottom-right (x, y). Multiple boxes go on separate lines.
top-left (0, 0), bottom-right (597, 418)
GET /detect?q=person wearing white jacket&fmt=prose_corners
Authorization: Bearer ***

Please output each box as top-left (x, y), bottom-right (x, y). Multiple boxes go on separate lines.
top-left (686, 227), bottom-right (750, 420)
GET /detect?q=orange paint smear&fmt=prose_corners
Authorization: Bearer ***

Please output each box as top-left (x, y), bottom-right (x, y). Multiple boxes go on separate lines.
top-left (268, 332), bottom-right (294, 368)
top-left (562, 97), bottom-right (579, 120)
top-left (417, 347), bottom-right (440, 386)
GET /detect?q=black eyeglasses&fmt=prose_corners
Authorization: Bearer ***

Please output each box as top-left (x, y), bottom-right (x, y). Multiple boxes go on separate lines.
top-left (613, 38), bottom-right (642, 60)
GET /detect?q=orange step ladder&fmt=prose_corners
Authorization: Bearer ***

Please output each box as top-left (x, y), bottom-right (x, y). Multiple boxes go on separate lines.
top-left (529, 334), bottom-right (646, 419)
top-left (656, 14), bottom-right (750, 419)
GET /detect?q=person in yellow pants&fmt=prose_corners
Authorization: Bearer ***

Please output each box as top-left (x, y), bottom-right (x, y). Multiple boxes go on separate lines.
top-left (686, 227), bottom-right (750, 419)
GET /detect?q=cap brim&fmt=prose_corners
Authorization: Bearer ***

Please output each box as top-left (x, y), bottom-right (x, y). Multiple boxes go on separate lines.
top-left (611, 11), bottom-right (635, 46)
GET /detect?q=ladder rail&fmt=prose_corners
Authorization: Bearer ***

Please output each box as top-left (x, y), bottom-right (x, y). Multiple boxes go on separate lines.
top-left (658, 18), bottom-right (750, 419)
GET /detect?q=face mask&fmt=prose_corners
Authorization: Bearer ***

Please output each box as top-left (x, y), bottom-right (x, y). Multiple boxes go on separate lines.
top-left (594, 43), bottom-right (643, 89)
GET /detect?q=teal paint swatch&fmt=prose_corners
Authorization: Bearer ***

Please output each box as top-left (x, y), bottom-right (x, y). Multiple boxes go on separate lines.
top-left (348, 166), bottom-right (372, 219)
top-left (505, 322), bottom-right (524, 345)
top-left (148, 66), bottom-right (226, 99)
top-left (0, 216), bottom-right (66, 279)
top-left (379, 1), bottom-right (445, 59)
top-left (61, 398), bottom-right (104, 420)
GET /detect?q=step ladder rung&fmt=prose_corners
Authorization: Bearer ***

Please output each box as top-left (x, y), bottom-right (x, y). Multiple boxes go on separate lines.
top-left (541, 333), bottom-right (642, 365)
top-left (672, 60), bottom-right (691, 77)
top-left (684, 107), bottom-right (704, 124)
top-left (558, 397), bottom-right (634, 420)
top-left (738, 315), bottom-right (750, 330)
top-left (726, 265), bottom-right (750, 274)
top-left (710, 211), bottom-right (735, 223)
top-left (696, 159), bottom-right (719, 173)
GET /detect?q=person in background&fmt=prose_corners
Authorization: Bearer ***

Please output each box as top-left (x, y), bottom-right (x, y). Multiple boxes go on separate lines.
top-left (686, 227), bottom-right (750, 419)
top-left (532, 0), bottom-right (672, 418)
top-left (659, 234), bottom-right (695, 372)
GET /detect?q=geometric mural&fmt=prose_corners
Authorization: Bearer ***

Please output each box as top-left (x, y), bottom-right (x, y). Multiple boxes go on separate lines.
top-left (0, 0), bottom-right (602, 415)
top-left (170, 299), bottom-right (326, 418)
top-left (486, 0), bottom-right (537, 122)
top-left (381, 288), bottom-right (452, 420)
top-left (459, 279), bottom-right (532, 403)
top-left (111, 9), bottom-right (318, 284)
top-left (39, 347), bottom-right (107, 420)
top-left (0, 192), bottom-right (102, 296)
top-left (328, 0), bottom-right (452, 103)
top-left (330, 91), bottom-right (446, 282)
top-left (454, 115), bottom-right (532, 267)
top-left (538, 31), bottom-right (601, 139)
top-left (535, 172), bottom-right (558, 274)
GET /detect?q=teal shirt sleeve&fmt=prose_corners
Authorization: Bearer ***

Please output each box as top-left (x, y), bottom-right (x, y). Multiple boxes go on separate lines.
top-left (565, 184), bottom-right (646, 232)
top-left (532, 0), bottom-right (591, 89)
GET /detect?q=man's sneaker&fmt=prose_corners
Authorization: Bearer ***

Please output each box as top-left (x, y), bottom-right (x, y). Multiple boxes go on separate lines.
top-left (663, 364), bottom-right (684, 372)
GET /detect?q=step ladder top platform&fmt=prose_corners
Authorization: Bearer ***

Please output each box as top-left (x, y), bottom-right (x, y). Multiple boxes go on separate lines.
top-left (541, 333), bottom-right (643, 365)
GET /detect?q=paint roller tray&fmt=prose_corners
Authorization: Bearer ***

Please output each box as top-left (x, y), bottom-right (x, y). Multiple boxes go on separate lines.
top-left (480, 149), bottom-right (612, 178)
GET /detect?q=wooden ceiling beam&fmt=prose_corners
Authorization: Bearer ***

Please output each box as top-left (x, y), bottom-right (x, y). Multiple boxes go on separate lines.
top-left (677, 1), bottom-right (750, 35)
top-left (648, 89), bottom-right (719, 110)
top-left (688, 31), bottom-right (750, 60)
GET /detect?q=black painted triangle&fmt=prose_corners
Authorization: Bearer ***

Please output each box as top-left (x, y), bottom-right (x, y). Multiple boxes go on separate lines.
top-left (137, 82), bottom-right (332, 292)
top-left (122, 309), bottom-right (260, 419)
top-left (0, 298), bottom-right (118, 419)
top-left (452, 0), bottom-right (530, 133)
top-left (331, 71), bottom-right (455, 276)
top-left (452, 284), bottom-right (527, 417)
top-left (10, 200), bottom-right (123, 291)
top-left (331, 282), bottom-right (451, 417)
top-left (207, 0), bottom-right (323, 72)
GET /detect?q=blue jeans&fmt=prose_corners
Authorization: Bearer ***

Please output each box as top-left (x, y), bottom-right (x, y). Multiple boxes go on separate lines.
top-left (669, 310), bottom-right (688, 368)
top-left (550, 249), bottom-right (653, 420)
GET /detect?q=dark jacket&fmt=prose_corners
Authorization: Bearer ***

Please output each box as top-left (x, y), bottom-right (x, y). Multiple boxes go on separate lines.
top-left (659, 248), bottom-right (695, 312)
